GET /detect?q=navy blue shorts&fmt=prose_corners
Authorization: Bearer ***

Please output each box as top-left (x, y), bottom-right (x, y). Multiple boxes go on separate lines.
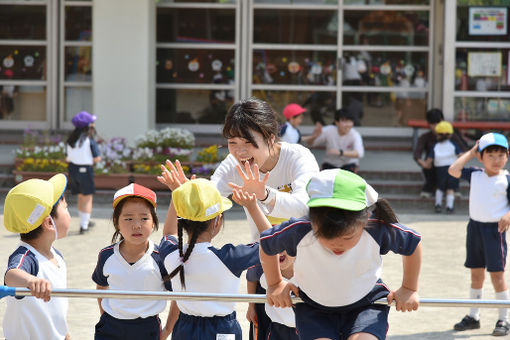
top-left (267, 322), bottom-right (299, 340)
top-left (68, 163), bottom-right (95, 195)
top-left (465, 219), bottom-right (507, 272)
top-left (435, 166), bottom-right (459, 191)
top-left (94, 312), bottom-right (161, 340)
top-left (172, 311), bottom-right (242, 340)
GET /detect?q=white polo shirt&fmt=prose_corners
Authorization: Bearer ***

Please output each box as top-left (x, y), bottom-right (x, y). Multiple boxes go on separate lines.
top-left (92, 240), bottom-right (171, 319)
top-left (461, 167), bottom-right (510, 222)
top-left (160, 235), bottom-right (260, 317)
top-left (3, 242), bottom-right (68, 340)
top-left (260, 218), bottom-right (421, 308)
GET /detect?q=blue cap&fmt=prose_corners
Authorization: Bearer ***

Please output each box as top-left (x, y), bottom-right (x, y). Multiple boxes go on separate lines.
top-left (478, 132), bottom-right (509, 152)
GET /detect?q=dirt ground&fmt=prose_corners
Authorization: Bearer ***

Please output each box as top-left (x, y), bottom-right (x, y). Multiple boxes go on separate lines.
top-left (0, 206), bottom-right (508, 340)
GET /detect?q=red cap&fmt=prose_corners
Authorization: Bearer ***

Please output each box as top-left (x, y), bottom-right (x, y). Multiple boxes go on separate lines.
top-left (113, 183), bottom-right (157, 208)
top-left (283, 103), bottom-right (306, 120)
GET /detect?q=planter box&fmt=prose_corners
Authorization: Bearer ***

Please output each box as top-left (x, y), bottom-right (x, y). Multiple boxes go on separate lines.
top-left (12, 171), bottom-right (168, 191)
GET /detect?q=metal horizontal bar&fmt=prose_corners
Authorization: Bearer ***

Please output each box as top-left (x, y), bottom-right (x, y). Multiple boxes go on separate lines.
top-left (5, 287), bottom-right (510, 308)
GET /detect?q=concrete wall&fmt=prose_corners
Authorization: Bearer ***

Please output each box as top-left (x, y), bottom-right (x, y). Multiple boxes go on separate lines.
top-left (93, 0), bottom-right (155, 143)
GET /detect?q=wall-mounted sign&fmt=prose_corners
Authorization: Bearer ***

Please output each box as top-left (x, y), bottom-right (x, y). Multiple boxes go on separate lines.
top-left (469, 7), bottom-right (507, 35)
top-left (468, 52), bottom-right (502, 77)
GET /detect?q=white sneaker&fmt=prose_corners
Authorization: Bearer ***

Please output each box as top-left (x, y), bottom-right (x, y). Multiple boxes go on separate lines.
top-left (420, 191), bottom-right (432, 198)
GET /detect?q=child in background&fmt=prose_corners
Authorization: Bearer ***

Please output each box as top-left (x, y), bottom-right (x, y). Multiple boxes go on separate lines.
top-left (255, 169), bottom-right (422, 340)
top-left (92, 183), bottom-right (173, 340)
top-left (413, 109), bottom-right (467, 198)
top-left (418, 121), bottom-right (463, 213)
top-left (66, 111), bottom-right (101, 234)
top-left (449, 132), bottom-right (510, 336)
top-left (158, 174), bottom-right (270, 339)
top-left (246, 251), bottom-right (298, 340)
top-left (279, 103), bottom-right (306, 144)
top-left (3, 174), bottom-right (71, 340)
top-left (306, 108), bottom-right (365, 173)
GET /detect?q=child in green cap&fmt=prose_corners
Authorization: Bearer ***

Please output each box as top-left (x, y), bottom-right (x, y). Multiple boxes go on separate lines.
top-left (240, 169), bottom-right (422, 340)
top-left (3, 174), bottom-right (71, 340)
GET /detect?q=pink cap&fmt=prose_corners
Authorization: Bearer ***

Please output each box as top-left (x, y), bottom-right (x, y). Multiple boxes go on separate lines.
top-left (283, 103), bottom-right (307, 120)
top-left (113, 183), bottom-right (157, 208)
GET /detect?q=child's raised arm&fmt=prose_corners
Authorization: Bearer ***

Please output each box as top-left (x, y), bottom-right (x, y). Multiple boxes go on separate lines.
top-left (162, 201), bottom-right (178, 237)
top-left (387, 242), bottom-right (422, 312)
top-left (449, 141), bottom-right (479, 178)
top-left (4, 269), bottom-right (52, 302)
top-left (231, 187), bottom-right (271, 234)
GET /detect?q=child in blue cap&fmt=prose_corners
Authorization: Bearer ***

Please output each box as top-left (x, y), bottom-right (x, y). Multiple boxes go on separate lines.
top-left (449, 132), bottom-right (510, 336)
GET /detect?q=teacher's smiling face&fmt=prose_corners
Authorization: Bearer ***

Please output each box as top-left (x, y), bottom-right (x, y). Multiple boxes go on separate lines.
top-left (227, 129), bottom-right (274, 172)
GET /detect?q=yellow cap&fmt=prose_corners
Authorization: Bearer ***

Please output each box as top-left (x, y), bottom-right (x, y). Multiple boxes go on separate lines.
top-left (435, 121), bottom-right (453, 134)
top-left (172, 178), bottom-right (232, 222)
top-left (4, 174), bottom-right (67, 234)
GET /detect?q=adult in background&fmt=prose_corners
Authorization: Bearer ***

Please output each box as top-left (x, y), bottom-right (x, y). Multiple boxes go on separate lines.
top-left (413, 109), bottom-right (467, 198)
top-left (66, 111), bottom-right (101, 234)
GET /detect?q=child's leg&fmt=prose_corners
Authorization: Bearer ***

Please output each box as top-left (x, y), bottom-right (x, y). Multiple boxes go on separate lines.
top-left (446, 189), bottom-right (455, 210)
top-left (469, 268), bottom-right (485, 320)
top-left (490, 271), bottom-right (509, 322)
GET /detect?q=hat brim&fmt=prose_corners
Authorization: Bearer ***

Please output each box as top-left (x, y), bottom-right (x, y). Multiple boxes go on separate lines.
top-left (48, 174), bottom-right (67, 207)
top-left (113, 193), bottom-right (157, 208)
top-left (307, 197), bottom-right (366, 211)
top-left (221, 197), bottom-right (233, 212)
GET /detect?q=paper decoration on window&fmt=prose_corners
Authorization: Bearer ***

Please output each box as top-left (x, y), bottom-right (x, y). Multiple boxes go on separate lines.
top-left (188, 58), bottom-right (200, 72)
top-left (24, 55), bottom-right (35, 67)
top-left (288, 61), bottom-right (300, 74)
top-left (469, 7), bottom-right (507, 35)
top-left (468, 52), bottom-right (502, 77)
top-left (404, 64), bottom-right (415, 77)
top-left (3, 56), bottom-right (14, 68)
top-left (311, 63), bottom-right (322, 75)
top-left (380, 62), bottom-right (391, 75)
top-left (164, 59), bottom-right (173, 70)
top-left (212, 59), bottom-right (223, 72)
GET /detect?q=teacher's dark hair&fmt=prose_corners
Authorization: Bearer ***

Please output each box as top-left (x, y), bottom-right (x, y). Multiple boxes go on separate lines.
top-left (223, 97), bottom-right (279, 148)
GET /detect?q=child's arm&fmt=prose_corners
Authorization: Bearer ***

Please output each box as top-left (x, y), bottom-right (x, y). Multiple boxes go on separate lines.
top-left (246, 280), bottom-right (258, 326)
top-left (499, 211), bottom-right (510, 233)
top-left (232, 187), bottom-right (272, 234)
top-left (260, 247), bottom-right (299, 308)
top-left (417, 157), bottom-right (433, 169)
top-left (162, 200), bottom-right (178, 237)
top-left (387, 242), bottom-right (422, 312)
top-left (157, 160), bottom-right (194, 191)
top-left (161, 301), bottom-right (180, 340)
top-left (449, 141), bottom-right (479, 178)
top-left (96, 284), bottom-right (108, 315)
top-left (4, 268), bottom-right (52, 302)
top-left (301, 122), bottom-right (323, 145)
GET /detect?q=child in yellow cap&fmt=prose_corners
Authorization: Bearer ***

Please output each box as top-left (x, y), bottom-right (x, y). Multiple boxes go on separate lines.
top-left (3, 173), bottom-right (71, 340)
top-left (158, 177), bottom-right (270, 339)
top-left (417, 121), bottom-right (463, 213)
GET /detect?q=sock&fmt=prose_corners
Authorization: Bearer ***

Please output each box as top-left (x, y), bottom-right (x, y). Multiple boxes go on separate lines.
top-left (496, 290), bottom-right (509, 322)
top-left (446, 193), bottom-right (455, 209)
top-left (435, 189), bottom-right (443, 206)
top-left (79, 211), bottom-right (90, 230)
top-left (469, 288), bottom-right (483, 320)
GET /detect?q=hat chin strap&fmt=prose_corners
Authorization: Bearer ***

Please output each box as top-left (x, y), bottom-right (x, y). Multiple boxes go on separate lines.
top-left (49, 216), bottom-right (58, 240)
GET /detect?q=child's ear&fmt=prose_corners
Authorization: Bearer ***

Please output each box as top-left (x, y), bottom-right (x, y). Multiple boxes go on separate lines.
top-left (41, 216), bottom-right (55, 232)
top-left (476, 151), bottom-right (483, 163)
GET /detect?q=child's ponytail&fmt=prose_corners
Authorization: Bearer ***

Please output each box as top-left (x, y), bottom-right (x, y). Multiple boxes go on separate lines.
top-left (370, 198), bottom-right (399, 224)
top-left (166, 218), bottom-right (208, 289)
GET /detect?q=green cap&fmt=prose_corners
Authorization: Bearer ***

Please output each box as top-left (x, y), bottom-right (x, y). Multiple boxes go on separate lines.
top-left (306, 169), bottom-right (378, 211)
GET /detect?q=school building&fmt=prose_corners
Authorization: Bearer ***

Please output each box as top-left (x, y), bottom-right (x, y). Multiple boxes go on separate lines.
top-left (0, 0), bottom-right (509, 142)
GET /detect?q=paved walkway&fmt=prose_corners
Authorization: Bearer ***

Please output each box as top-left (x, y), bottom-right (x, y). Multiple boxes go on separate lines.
top-left (0, 202), bottom-right (508, 339)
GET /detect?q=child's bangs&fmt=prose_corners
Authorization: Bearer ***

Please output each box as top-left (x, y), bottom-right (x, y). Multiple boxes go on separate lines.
top-left (223, 121), bottom-right (257, 146)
